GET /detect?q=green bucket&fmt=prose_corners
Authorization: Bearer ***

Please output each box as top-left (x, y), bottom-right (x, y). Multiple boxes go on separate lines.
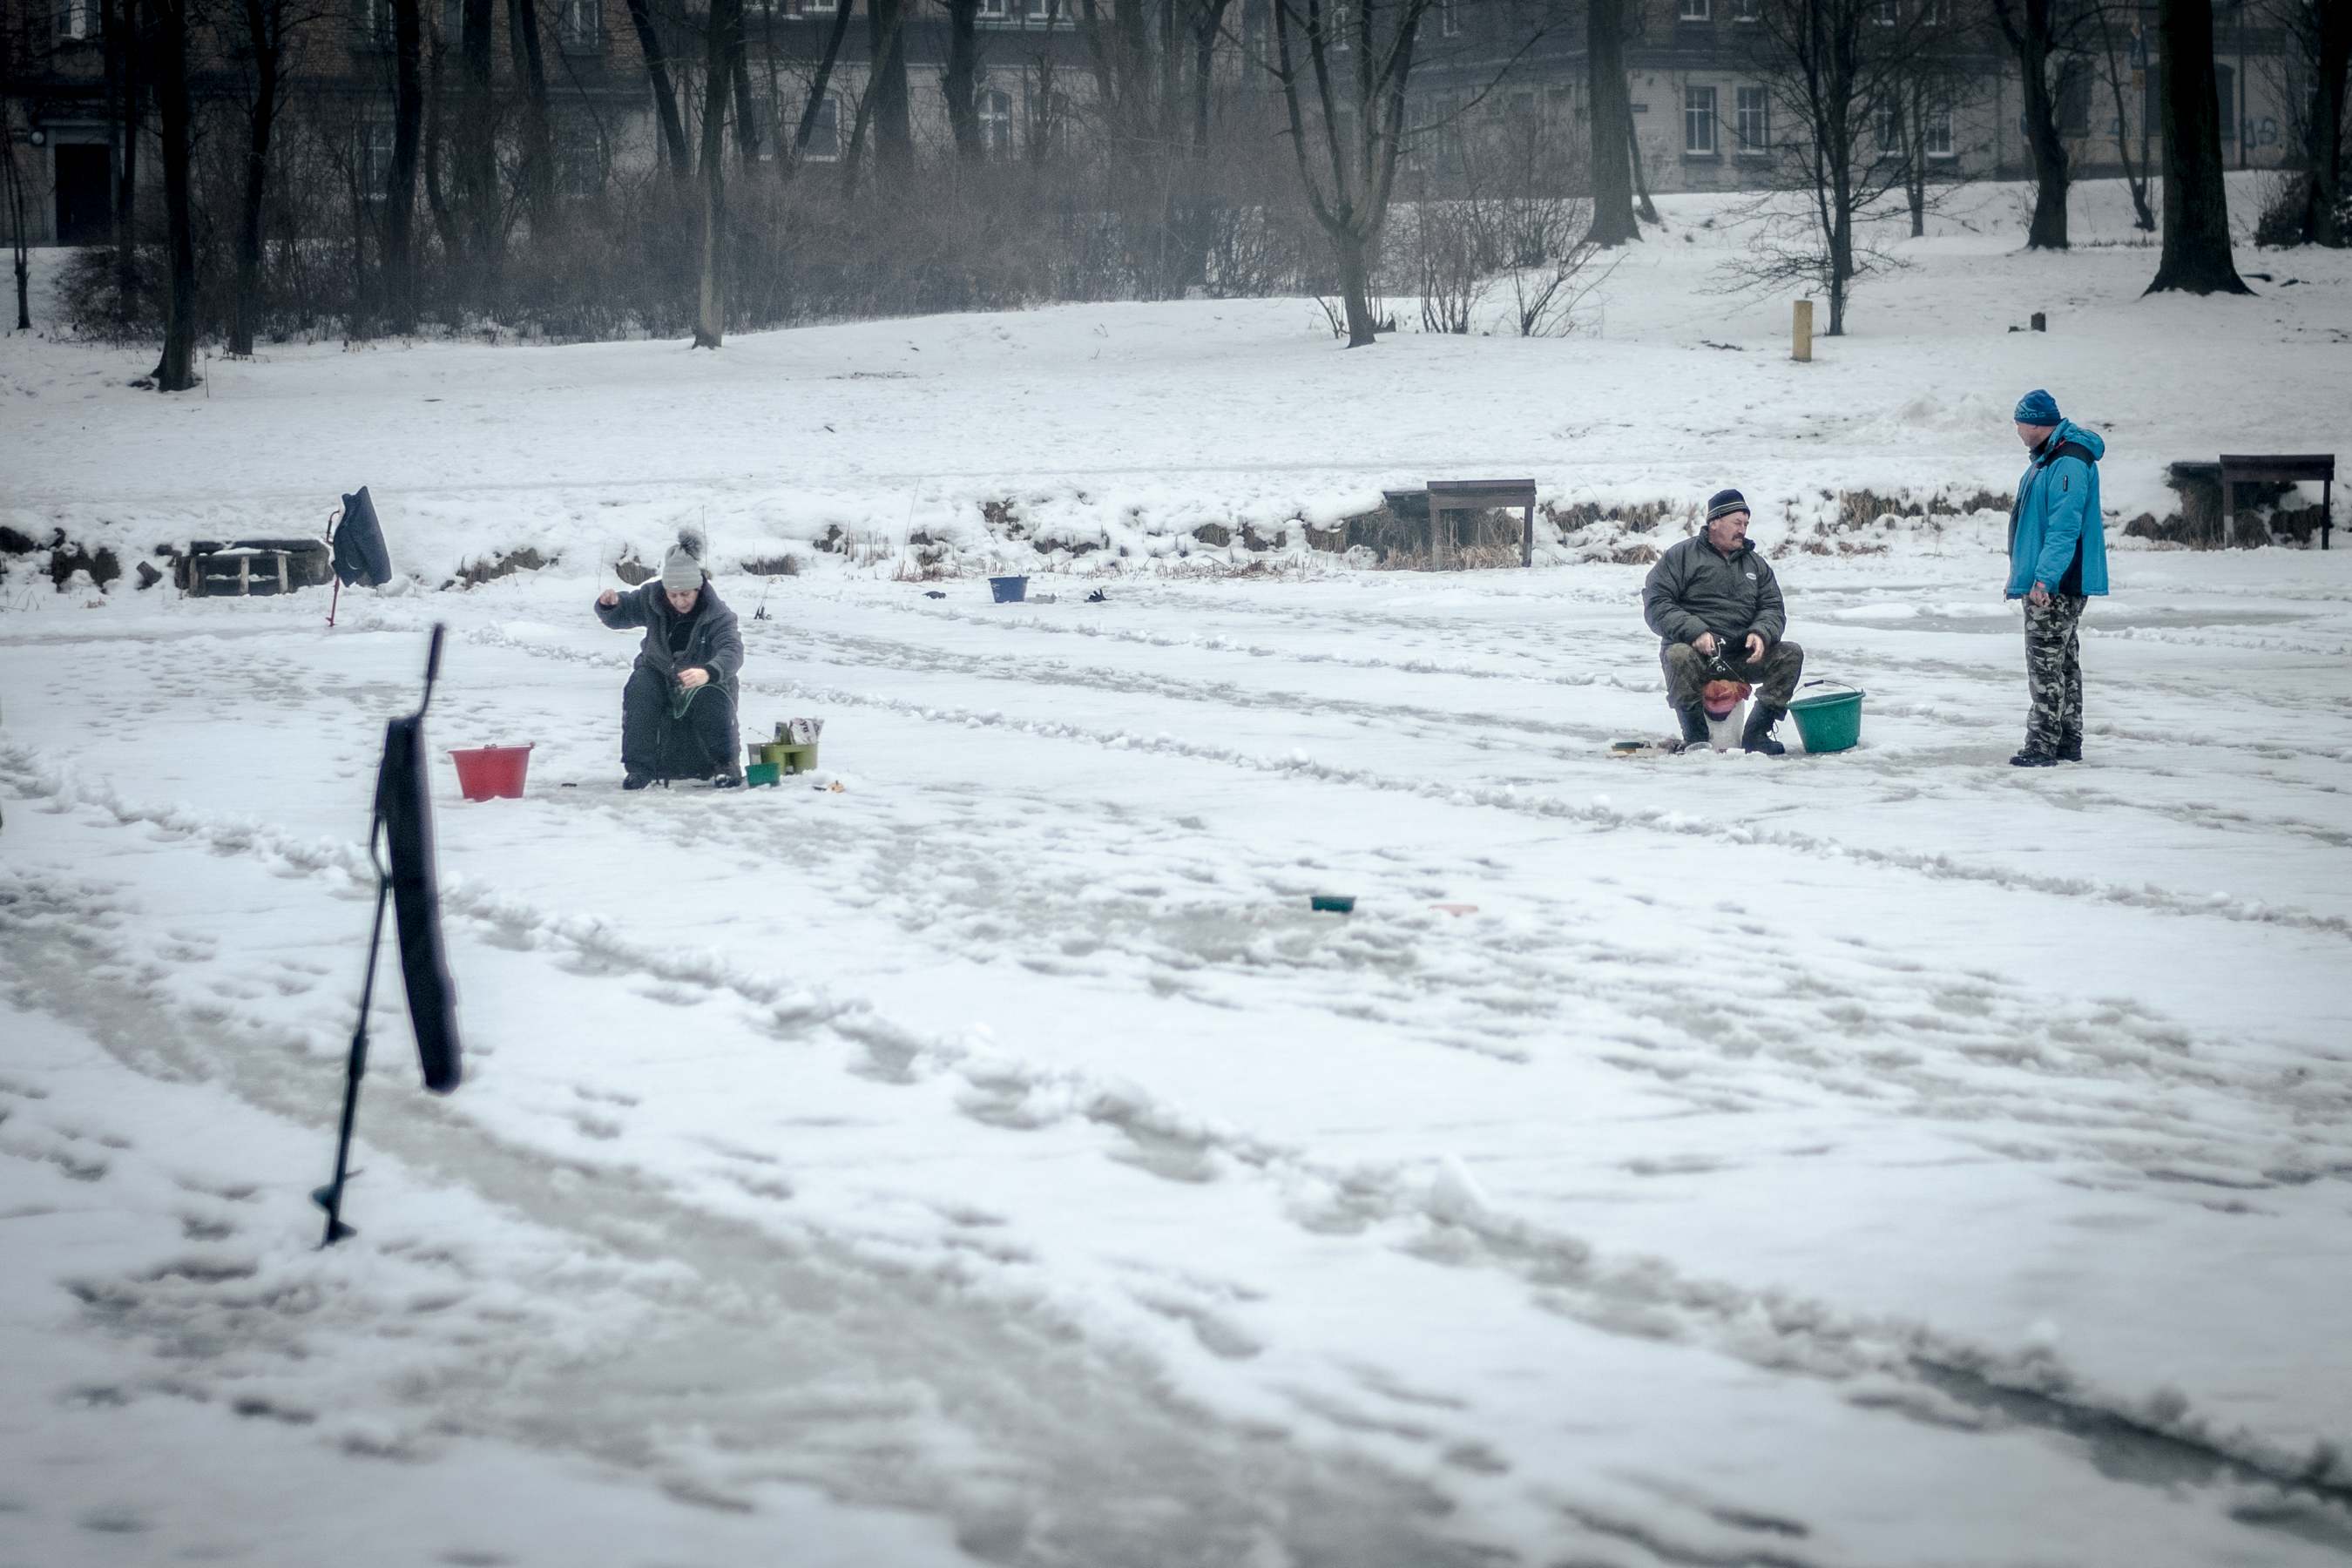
top-left (1788, 683), bottom-right (1864, 754)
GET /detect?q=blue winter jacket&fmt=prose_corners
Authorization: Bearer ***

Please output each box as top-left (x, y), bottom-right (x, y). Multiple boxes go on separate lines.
top-left (2005, 418), bottom-right (2110, 598)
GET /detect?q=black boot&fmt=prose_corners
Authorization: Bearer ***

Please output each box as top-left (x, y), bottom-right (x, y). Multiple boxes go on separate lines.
top-left (2056, 734), bottom-right (2082, 763)
top-left (2010, 747), bottom-right (2058, 767)
top-left (623, 769), bottom-right (653, 790)
top-left (1740, 703), bottom-right (1787, 755)
top-left (1674, 704), bottom-right (1709, 750)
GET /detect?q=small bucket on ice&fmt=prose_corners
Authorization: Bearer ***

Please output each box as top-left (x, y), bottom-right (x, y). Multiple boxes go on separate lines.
top-left (989, 575), bottom-right (1029, 604)
top-left (1788, 683), bottom-right (1864, 754)
top-left (449, 744), bottom-right (533, 801)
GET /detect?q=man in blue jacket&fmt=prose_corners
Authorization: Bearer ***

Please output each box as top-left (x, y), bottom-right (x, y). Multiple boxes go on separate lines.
top-left (2005, 389), bottom-right (2110, 767)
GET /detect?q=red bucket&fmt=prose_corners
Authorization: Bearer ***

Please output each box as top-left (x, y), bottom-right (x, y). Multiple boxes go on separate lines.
top-left (449, 744), bottom-right (533, 801)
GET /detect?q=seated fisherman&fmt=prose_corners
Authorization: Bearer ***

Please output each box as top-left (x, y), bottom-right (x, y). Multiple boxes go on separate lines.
top-left (593, 528), bottom-right (744, 789)
top-left (1641, 488), bottom-right (1805, 754)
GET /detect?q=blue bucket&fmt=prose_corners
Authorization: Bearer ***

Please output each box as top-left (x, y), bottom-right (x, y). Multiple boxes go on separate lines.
top-left (990, 575), bottom-right (1029, 603)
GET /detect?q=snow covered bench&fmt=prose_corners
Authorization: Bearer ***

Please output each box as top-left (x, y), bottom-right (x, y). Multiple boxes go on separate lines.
top-left (2217, 456), bottom-right (2335, 551)
top-left (1422, 480), bottom-right (1539, 570)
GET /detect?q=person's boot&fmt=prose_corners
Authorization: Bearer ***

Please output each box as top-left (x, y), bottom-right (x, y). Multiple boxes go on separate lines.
top-left (1674, 703), bottom-right (1709, 751)
top-left (622, 768), bottom-right (653, 791)
top-left (2056, 733), bottom-right (2083, 763)
top-left (1740, 703), bottom-right (1788, 755)
top-left (2010, 745), bottom-right (2058, 767)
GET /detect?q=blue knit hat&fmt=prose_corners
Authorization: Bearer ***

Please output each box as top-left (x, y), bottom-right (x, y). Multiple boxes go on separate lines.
top-left (1706, 488), bottom-right (1749, 523)
top-left (2014, 389), bottom-right (2062, 426)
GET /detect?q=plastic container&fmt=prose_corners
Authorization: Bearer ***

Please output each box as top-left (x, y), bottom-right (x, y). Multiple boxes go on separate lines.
top-left (754, 741), bottom-right (820, 774)
top-left (744, 761), bottom-right (781, 787)
top-left (1309, 895), bottom-right (1356, 913)
top-left (449, 744), bottom-right (533, 801)
top-left (990, 575), bottom-right (1029, 604)
top-left (1788, 685), bottom-right (1864, 754)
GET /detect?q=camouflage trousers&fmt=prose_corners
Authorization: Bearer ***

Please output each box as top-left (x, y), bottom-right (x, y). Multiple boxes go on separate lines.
top-left (2023, 594), bottom-right (2087, 754)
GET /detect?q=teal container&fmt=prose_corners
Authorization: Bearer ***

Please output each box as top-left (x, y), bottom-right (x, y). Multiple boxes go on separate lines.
top-left (1788, 685), bottom-right (1864, 754)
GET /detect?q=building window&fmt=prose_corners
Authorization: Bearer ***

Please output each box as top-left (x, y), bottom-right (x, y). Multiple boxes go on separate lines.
top-left (558, 0), bottom-right (600, 50)
top-left (1328, 0), bottom-right (1351, 50)
top-left (1026, 0), bottom-right (1057, 18)
top-left (556, 120), bottom-right (601, 195)
top-left (2215, 63), bottom-right (2235, 141)
top-left (1735, 84), bottom-right (1768, 154)
top-left (1921, 0), bottom-right (1948, 21)
top-left (980, 88), bottom-right (1013, 155)
top-left (1437, 0), bottom-right (1459, 37)
top-left (801, 0), bottom-right (836, 13)
top-left (1875, 96), bottom-right (1901, 146)
top-left (978, 0), bottom-right (1008, 17)
top-left (1731, 0), bottom-right (1757, 19)
top-left (1684, 84), bottom-right (1717, 155)
top-left (359, 122), bottom-right (396, 202)
top-left (2057, 57), bottom-right (2090, 136)
top-left (1924, 105), bottom-right (1953, 159)
top-left (54, 0), bottom-right (92, 40)
top-left (802, 94), bottom-right (840, 160)
top-left (1678, 0), bottom-right (1708, 19)
top-left (1872, 0), bottom-right (1896, 24)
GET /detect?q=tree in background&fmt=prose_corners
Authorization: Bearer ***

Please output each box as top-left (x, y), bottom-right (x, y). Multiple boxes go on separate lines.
top-left (149, 0), bottom-right (196, 388)
top-left (625, 0), bottom-right (693, 178)
top-left (2147, 0), bottom-right (2250, 292)
top-left (2091, 0), bottom-right (2155, 233)
top-left (1989, 0), bottom-right (2090, 248)
top-left (1730, 0), bottom-right (1943, 335)
top-left (1073, 0), bottom-right (1237, 296)
top-left (1583, 0), bottom-right (1638, 247)
top-left (2280, 0), bottom-right (2348, 244)
top-left (693, 0), bottom-right (745, 345)
top-left (2, 103), bottom-right (29, 328)
top-left (1268, 0), bottom-right (1440, 346)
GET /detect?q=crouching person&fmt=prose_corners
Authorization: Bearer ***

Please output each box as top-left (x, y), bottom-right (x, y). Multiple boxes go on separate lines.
top-left (1642, 489), bottom-right (1805, 754)
top-left (594, 529), bottom-right (744, 789)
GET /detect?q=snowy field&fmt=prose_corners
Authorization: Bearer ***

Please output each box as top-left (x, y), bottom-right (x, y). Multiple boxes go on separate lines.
top-left (4, 179), bottom-right (2352, 1567)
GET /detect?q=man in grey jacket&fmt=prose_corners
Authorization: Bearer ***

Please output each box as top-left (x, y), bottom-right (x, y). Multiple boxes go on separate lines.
top-left (594, 528), bottom-right (745, 789)
top-left (1641, 489), bottom-right (1804, 754)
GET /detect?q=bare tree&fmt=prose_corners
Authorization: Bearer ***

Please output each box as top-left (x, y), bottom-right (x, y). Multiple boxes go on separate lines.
top-left (150, 0), bottom-right (197, 389)
top-left (865, 0), bottom-right (915, 187)
top-left (2, 103), bottom-right (30, 329)
top-left (1072, 0), bottom-right (1236, 294)
top-left (942, 0), bottom-right (982, 162)
top-left (226, 0), bottom-right (310, 351)
top-left (2146, 0), bottom-right (2250, 293)
top-left (102, 0), bottom-right (145, 311)
top-left (1728, 0), bottom-right (1943, 336)
top-left (779, 0), bottom-right (857, 176)
top-left (625, 0), bottom-right (693, 177)
top-left (510, 0), bottom-right (556, 209)
top-left (458, 0), bottom-right (499, 268)
top-left (1267, 0), bottom-right (1440, 346)
top-left (1583, 0), bottom-right (1637, 247)
top-left (2279, 0), bottom-right (2348, 244)
top-left (2091, 0), bottom-right (2155, 231)
top-left (692, 0), bottom-right (745, 345)
top-left (385, 0), bottom-right (424, 330)
top-left (1990, 0), bottom-right (2084, 247)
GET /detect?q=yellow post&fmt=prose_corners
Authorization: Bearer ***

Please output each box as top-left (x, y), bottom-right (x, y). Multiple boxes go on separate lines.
top-left (1793, 299), bottom-right (1814, 362)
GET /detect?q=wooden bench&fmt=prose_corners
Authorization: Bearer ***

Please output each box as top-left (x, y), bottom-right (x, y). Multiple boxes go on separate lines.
top-left (1423, 479), bottom-right (1539, 569)
top-left (2219, 454), bottom-right (2335, 550)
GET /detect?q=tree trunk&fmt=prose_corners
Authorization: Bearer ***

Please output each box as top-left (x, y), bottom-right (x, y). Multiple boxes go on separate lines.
top-left (386, 0), bottom-right (424, 333)
top-left (424, 37), bottom-right (465, 254)
top-left (732, 35), bottom-right (761, 170)
top-left (2302, 0), bottom-right (2350, 246)
top-left (1334, 226), bottom-right (1377, 347)
top-left (787, 0), bottom-right (857, 175)
top-left (693, 0), bottom-right (740, 347)
top-left (460, 0), bottom-right (499, 268)
top-left (2148, 0), bottom-right (2250, 294)
top-left (152, 0), bottom-right (196, 389)
top-left (1584, 0), bottom-right (1638, 247)
top-left (509, 0), bottom-right (556, 213)
top-left (3, 118), bottom-right (30, 328)
top-left (944, 0), bottom-right (981, 163)
top-left (625, 0), bottom-right (693, 179)
top-left (1995, 0), bottom-right (2070, 249)
top-left (1828, 182), bottom-right (1851, 336)
top-left (1627, 94), bottom-right (1659, 225)
top-left (865, 0), bottom-right (914, 188)
top-left (230, 0), bottom-right (280, 355)
top-left (104, 0), bottom-right (144, 308)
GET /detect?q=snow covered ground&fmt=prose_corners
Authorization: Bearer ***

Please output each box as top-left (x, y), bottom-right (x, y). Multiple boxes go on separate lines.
top-left (4, 179), bottom-right (2352, 1566)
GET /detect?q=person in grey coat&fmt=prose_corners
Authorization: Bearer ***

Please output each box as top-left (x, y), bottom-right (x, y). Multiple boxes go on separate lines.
top-left (594, 528), bottom-right (745, 789)
top-left (1641, 489), bottom-right (1805, 754)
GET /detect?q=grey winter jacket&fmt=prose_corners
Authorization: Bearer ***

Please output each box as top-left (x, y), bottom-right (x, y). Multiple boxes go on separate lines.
top-left (595, 579), bottom-right (745, 688)
top-left (1641, 535), bottom-right (1788, 649)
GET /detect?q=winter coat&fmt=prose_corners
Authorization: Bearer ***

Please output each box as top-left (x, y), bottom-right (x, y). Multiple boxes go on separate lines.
top-left (2006, 419), bottom-right (2111, 598)
top-left (1642, 534), bottom-right (1788, 650)
top-left (596, 579), bottom-right (745, 689)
